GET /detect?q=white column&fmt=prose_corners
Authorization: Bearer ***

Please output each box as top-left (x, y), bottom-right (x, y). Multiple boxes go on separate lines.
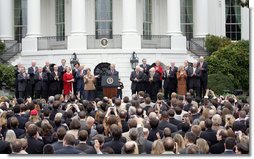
top-left (193, 0), bottom-right (208, 38)
top-left (166, 0), bottom-right (181, 35)
top-left (68, 0), bottom-right (87, 50)
top-left (0, 0), bottom-right (14, 40)
top-left (122, 0), bottom-right (140, 49)
top-left (71, 0), bottom-right (86, 35)
top-left (26, 0), bottom-right (41, 37)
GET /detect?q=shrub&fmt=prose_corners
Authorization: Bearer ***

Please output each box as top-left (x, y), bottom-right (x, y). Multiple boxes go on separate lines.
top-left (0, 64), bottom-right (15, 90)
top-left (205, 34), bottom-right (231, 54)
top-left (0, 41), bottom-right (5, 55)
top-left (206, 40), bottom-right (249, 91)
top-left (208, 72), bottom-right (235, 95)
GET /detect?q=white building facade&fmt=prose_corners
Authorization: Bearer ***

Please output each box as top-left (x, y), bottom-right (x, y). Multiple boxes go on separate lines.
top-left (0, 0), bottom-right (250, 96)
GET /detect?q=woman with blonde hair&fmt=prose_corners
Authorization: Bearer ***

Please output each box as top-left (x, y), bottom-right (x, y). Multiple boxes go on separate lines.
top-left (151, 139), bottom-right (165, 155)
top-left (173, 134), bottom-right (185, 152)
top-left (84, 68), bottom-right (96, 101)
top-left (177, 65), bottom-right (187, 95)
top-left (196, 138), bottom-right (209, 154)
top-left (5, 130), bottom-right (17, 143)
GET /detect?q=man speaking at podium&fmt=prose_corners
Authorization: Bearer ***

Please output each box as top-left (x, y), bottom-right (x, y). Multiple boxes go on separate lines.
top-left (107, 64), bottom-right (119, 76)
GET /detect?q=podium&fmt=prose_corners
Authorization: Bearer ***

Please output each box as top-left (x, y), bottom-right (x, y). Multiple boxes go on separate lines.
top-left (101, 75), bottom-right (118, 98)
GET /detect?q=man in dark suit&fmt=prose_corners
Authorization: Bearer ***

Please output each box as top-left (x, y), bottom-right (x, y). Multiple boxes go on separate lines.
top-left (26, 124), bottom-right (44, 154)
top-left (27, 60), bottom-right (38, 98)
top-left (55, 134), bottom-right (82, 154)
top-left (72, 62), bottom-right (80, 96)
top-left (147, 118), bottom-right (163, 142)
top-left (139, 58), bottom-right (150, 93)
top-left (43, 61), bottom-right (52, 99)
top-left (163, 62), bottom-right (178, 100)
top-left (17, 67), bottom-right (29, 99)
top-left (168, 109), bottom-right (182, 126)
top-left (34, 67), bottom-right (48, 99)
top-left (75, 65), bottom-right (86, 99)
top-left (14, 63), bottom-right (23, 98)
top-left (75, 130), bottom-right (92, 152)
top-left (49, 65), bottom-right (62, 96)
top-left (11, 105), bottom-right (27, 130)
top-left (147, 67), bottom-right (160, 102)
top-left (10, 117), bottom-right (25, 138)
top-left (210, 129), bottom-right (227, 154)
top-left (200, 119), bottom-right (218, 147)
top-left (58, 59), bottom-right (66, 94)
top-left (187, 62), bottom-right (201, 97)
top-left (158, 111), bottom-right (178, 133)
top-left (197, 56), bottom-right (208, 98)
top-left (52, 127), bottom-right (66, 152)
top-left (0, 140), bottom-right (12, 154)
top-left (223, 137), bottom-right (236, 154)
top-left (130, 66), bottom-right (144, 94)
top-left (102, 124), bottom-right (125, 154)
top-left (107, 64), bottom-right (119, 76)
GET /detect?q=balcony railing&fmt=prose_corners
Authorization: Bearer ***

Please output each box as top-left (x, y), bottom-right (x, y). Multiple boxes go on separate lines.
top-left (141, 35), bottom-right (171, 49)
top-left (87, 35), bottom-right (122, 49)
top-left (38, 36), bottom-right (67, 50)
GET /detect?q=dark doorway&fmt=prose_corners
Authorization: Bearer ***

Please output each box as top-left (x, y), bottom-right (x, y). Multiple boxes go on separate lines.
top-left (94, 62), bottom-right (111, 98)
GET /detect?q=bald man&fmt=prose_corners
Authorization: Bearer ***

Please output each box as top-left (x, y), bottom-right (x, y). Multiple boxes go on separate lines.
top-left (197, 56), bottom-right (208, 98)
top-left (130, 65), bottom-right (145, 94)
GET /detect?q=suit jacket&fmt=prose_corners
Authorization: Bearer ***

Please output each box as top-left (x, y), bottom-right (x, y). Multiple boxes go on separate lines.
top-left (49, 71), bottom-right (62, 91)
top-left (75, 143), bottom-right (92, 152)
top-left (34, 72), bottom-right (48, 91)
top-left (200, 128), bottom-right (218, 147)
top-left (187, 67), bottom-right (201, 88)
top-left (197, 61), bottom-right (208, 81)
top-left (130, 71), bottom-right (144, 91)
top-left (169, 117), bottom-right (182, 126)
top-left (28, 66), bottom-right (38, 85)
top-left (163, 67), bottom-right (178, 89)
top-left (0, 140), bottom-right (12, 154)
top-left (13, 128), bottom-right (26, 138)
top-left (75, 69), bottom-right (86, 91)
top-left (58, 65), bottom-right (66, 75)
top-left (158, 120), bottom-right (178, 133)
top-left (210, 140), bottom-right (225, 154)
top-left (107, 70), bottom-right (119, 77)
top-left (139, 64), bottom-right (150, 75)
top-left (26, 136), bottom-right (44, 154)
top-left (52, 141), bottom-right (64, 152)
top-left (103, 139), bottom-right (125, 154)
top-left (55, 146), bottom-right (83, 154)
top-left (148, 72), bottom-right (160, 92)
top-left (17, 73), bottom-right (28, 91)
top-left (147, 128), bottom-right (163, 142)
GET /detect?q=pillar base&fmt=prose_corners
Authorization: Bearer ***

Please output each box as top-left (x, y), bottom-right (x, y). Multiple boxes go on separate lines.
top-left (171, 35), bottom-right (186, 50)
top-left (122, 33), bottom-right (141, 49)
top-left (22, 37), bottom-right (38, 52)
top-left (68, 35), bottom-right (87, 51)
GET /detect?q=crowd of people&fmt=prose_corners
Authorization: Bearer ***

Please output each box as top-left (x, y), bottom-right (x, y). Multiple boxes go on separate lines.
top-left (0, 57), bottom-right (249, 155)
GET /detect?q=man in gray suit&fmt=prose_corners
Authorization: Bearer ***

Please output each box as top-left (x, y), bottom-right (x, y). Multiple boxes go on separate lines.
top-left (17, 67), bottom-right (29, 99)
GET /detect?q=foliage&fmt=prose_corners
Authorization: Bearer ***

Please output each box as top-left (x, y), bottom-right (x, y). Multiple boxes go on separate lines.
top-left (0, 41), bottom-right (5, 55)
top-left (208, 72), bottom-right (235, 95)
top-left (0, 64), bottom-right (15, 90)
top-left (205, 34), bottom-right (231, 54)
top-left (206, 40), bottom-right (249, 92)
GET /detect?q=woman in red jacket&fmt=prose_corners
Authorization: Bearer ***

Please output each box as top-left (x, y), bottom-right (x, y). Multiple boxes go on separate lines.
top-left (63, 66), bottom-right (74, 100)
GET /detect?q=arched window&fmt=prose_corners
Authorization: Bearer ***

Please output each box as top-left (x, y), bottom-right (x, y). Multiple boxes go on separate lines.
top-left (225, 0), bottom-right (241, 40)
top-left (143, 0), bottom-right (152, 40)
top-left (56, 0), bottom-right (65, 41)
top-left (180, 0), bottom-right (193, 40)
top-left (95, 0), bottom-right (112, 39)
top-left (14, 0), bottom-right (27, 43)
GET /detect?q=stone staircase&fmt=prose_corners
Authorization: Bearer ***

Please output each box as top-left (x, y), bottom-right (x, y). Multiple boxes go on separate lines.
top-left (0, 41), bottom-right (21, 64)
top-left (187, 38), bottom-right (210, 57)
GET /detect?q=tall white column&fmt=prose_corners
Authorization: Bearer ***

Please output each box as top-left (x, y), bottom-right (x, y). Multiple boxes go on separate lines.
top-left (122, 0), bottom-right (140, 49)
top-left (71, 0), bottom-right (86, 35)
top-left (166, 0), bottom-right (181, 35)
top-left (68, 0), bottom-right (87, 50)
top-left (193, 0), bottom-right (208, 38)
top-left (0, 0), bottom-right (14, 40)
top-left (27, 0), bottom-right (41, 37)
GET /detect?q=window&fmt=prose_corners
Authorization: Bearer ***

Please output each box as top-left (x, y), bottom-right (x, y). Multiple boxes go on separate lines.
top-left (56, 0), bottom-right (65, 41)
top-left (95, 0), bottom-right (112, 39)
top-left (225, 0), bottom-right (241, 40)
top-left (143, 0), bottom-right (152, 40)
top-left (180, 0), bottom-right (193, 40)
top-left (14, 0), bottom-right (27, 43)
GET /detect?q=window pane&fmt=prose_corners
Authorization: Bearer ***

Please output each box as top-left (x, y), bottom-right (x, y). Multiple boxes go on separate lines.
top-left (181, 0), bottom-right (193, 40)
top-left (56, 0), bottom-right (65, 41)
